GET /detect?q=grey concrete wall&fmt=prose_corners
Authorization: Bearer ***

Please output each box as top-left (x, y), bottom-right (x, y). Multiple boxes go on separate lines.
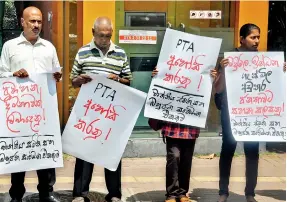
top-left (123, 137), bottom-right (266, 158)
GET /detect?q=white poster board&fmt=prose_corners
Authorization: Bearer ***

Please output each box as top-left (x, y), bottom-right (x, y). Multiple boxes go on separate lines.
top-left (225, 52), bottom-right (286, 142)
top-left (62, 76), bottom-right (147, 171)
top-left (144, 28), bottom-right (222, 128)
top-left (0, 74), bottom-right (63, 174)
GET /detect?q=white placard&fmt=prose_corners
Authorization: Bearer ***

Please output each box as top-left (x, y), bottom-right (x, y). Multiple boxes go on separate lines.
top-left (225, 52), bottom-right (286, 142)
top-left (62, 76), bottom-right (147, 171)
top-left (144, 28), bottom-right (222, 128)
top-left (0, 74), bottom-right (63, 174)
top-left (119, 30), bottom-right (157, 44)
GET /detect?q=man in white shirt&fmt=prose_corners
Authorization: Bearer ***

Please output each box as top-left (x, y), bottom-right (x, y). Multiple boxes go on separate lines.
top-left (0, 6), bottom-right (61, 202)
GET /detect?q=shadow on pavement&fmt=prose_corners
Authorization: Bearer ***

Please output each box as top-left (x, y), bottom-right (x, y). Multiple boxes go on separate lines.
top-left (126, 189), bottom-right (245, 202)
top-left (256, 189), bottom-right (286, 201)
top-left (266, 142), bottom-right (286, 153)
top-left (0, 190), bottom-right (106, 202)
top-left (189, 188), bottom-right (245, 201)
top-left (126, 190), bottom-right (165, 202)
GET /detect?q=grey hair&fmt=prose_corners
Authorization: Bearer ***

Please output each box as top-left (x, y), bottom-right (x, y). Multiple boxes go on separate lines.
top-left (93, 17), bottom-right (113, 30)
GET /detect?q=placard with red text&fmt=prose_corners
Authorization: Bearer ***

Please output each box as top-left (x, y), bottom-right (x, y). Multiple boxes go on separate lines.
top-left (144, 28), bottom-right (222, 128)
top-left (0, 74), bottom-right (63, 174)
top-left (62, 75), bottom-right (147, 171)
top-left (225, 52), bottom-right (286, 142)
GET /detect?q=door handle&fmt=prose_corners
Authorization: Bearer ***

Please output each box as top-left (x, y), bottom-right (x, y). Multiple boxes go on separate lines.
top-left (179, 23), bottom-right (185, 32)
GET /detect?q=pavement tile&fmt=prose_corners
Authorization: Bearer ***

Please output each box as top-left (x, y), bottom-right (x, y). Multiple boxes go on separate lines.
top-left (0, 154), bottom-right (285, 202)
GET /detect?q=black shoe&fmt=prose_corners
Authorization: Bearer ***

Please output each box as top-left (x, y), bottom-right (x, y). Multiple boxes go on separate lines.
top-left (39, 195), bottom-right (60, 202)
top-left (10, 199), bottom-right (22, 202)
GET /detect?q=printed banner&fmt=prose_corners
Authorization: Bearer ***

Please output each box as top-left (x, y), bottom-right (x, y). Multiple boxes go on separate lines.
top-left (0, 74), bottom-right (63, 174)
top-left (62, 75), bottom-right (147, 171)
top-left (225, 52), bottom-right (286, 141)
top-left (144, 28), bottom-right (222, 128)
top-left (119, 30), bottom-right (157, 44)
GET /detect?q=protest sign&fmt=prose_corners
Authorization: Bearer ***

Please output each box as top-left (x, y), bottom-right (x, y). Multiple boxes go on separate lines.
top-left (0, 74), bottom-right (63, 174)
top-left (144, 28), bottom-right (222, 128)
top-left (62, 75), bottom-right (147, 171)
top-left (225, 52), bottom-right (286, 141)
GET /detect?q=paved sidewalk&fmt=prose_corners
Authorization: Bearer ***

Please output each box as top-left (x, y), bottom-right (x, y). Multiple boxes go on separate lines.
top-left (0, 154), bottom-right (285, 202)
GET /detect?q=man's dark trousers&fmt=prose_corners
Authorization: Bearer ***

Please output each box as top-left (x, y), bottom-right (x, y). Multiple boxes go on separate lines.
top-left (9, 168), bottom-right (56, 200)
top-left (73, 158), bottom-right (122, 202)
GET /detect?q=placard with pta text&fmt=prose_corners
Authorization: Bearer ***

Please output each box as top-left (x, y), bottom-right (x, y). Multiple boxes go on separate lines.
top-left (144, 28), bottom-right (222, 128)
top-left (62, 75), bottom-right (146, 171)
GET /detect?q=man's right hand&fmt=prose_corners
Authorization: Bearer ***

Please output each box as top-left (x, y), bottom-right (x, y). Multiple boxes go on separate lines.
top-left (13, 68), bottom-right (29, 78)
top-left (151, 67), bottom-right (158, 78)
top-left (72, 74), bottom-right (92, 87)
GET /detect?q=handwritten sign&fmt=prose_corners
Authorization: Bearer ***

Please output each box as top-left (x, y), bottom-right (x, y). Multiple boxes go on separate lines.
top-left (225, 52), bottom-right (286, 142)
top-left (62, 75), bottom-right (147, 171)
top-left (144, 28), bottom-right (222, 128)
top-left (0, 74), bottom-right (63, 174)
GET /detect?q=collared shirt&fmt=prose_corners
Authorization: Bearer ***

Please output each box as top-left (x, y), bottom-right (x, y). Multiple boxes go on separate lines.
top-left (70, 40), bottom-right (132, 81)
top-left (161, 122), bottom-right (200, 139)
top-left (0, 33), bottom-right (60, 78)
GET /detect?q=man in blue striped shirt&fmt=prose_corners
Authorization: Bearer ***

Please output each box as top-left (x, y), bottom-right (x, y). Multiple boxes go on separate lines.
top-left (71, 17), bottom-right (132, 202)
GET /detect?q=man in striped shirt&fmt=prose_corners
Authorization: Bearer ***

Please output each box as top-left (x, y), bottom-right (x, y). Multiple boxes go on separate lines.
top-left (70, 22), bottom-right (131, 87)
top-left (71, 17), bottom-right (132, 202)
